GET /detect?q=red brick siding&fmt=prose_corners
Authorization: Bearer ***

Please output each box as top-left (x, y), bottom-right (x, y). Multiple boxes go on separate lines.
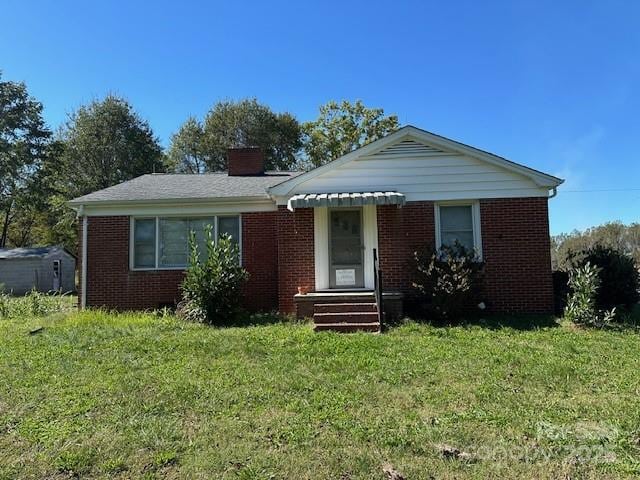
top-left (79, 198), bottom-right (553, 315)
top-left (276, 206), bottom-right (315, 313)
top-left (480, 198), bottom-right (553, 313)
top-left (377, 202), bottom-right (435, 291)
top-left (377, 198), bottom-right (553, 314)
top-left (81, 212), bottom-right (280, 311)
top-left (83, 216), bottom-right (184, 310)
top-left (242, 211), bottom-right (279, 311)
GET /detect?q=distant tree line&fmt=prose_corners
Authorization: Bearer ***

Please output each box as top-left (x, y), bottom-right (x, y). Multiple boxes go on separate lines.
top-left (0, 72), bottom-right (399, 251)
top-left (551, 222), bottom-right (640, 270)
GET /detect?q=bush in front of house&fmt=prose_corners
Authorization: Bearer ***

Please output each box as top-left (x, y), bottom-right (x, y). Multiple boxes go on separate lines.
top-left (412, 243), bottom-right (484, 322)
top-left (178, 229), bottom-right (249, 324)
top-left (565, 262), bottom-right (616, 325)
top-left (569, 245), bottom-right (639, 312)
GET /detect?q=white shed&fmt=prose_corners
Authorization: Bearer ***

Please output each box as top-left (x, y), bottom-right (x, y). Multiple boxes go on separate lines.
top-left (0, 246), bottom-right (76, 295)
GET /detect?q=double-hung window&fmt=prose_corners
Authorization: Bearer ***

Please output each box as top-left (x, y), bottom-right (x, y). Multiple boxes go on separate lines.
top-left (435, 202), bottom-right (481, 257)
top-left (131, 216), bottom-right (241, 270)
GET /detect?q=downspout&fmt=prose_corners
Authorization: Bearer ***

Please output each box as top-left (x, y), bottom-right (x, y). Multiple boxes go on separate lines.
top-left (78, 205), bottom-right (88, 309)
top-left (548, 187), bottom-right (558, 199)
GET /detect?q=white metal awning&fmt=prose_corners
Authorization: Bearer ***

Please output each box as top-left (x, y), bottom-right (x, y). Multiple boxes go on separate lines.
top-left (287, 192), bottom-right (406, 211)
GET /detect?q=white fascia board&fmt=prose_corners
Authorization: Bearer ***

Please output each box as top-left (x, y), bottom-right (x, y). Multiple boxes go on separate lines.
top-left (73, 197), bottom-right (277, 217)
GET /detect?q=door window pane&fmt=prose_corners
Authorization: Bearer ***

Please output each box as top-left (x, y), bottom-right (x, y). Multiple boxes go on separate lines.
top-left (330, 211), bottom-right (362, 265)
top-left (159, 219), bottom-right (189, 267)
top-left (134, 219), bottom-right (156, 268)
top-left (440, 205), bottom-right (474, 251)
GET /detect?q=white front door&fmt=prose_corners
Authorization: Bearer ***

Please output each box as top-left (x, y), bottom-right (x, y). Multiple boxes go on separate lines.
top-left (314, 205), bottom-right (379, 291)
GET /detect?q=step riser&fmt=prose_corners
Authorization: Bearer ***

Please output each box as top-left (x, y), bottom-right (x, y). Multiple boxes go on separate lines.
top-left (314, 323), bottom-right (380, 333)
top-left (314, 313), bottom-right (380, 324)
top-left (312, 301), bottom-right (381, 333)
top-left (314, 303), bottom-right (377, 313)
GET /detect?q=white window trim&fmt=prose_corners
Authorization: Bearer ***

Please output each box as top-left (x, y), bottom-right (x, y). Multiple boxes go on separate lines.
top-left (434, 201), bottom-right (482, 259)
top-left (130, 214), bottom-right (242, 271)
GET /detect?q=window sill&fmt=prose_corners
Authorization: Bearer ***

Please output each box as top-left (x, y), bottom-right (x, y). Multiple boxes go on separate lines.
top-left (130, 267), bottom-right (187, 272)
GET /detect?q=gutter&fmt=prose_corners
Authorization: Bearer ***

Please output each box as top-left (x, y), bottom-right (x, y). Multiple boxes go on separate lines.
top-left (81, 213), bottom-right (88, 309)
top-left (67, 195), bottom-right (272, 209)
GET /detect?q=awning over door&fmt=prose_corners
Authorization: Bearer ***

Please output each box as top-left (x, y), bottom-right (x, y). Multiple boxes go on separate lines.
top-left (287, 192), bottom-right (406, 211)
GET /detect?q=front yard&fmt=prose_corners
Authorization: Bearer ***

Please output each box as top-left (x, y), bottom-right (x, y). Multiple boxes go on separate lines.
top-left (1, 310), bottom-right (639, 479)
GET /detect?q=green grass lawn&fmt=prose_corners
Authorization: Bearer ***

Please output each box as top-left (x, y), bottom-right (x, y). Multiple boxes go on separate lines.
top-left (1, 311), bottom-right (640, 479)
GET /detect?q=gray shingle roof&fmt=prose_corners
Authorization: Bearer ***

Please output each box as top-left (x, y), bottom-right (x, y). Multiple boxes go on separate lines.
top-left (0, 246), bottom-right (74, 259)
top-left (68, 172), bottom-right (302, 205)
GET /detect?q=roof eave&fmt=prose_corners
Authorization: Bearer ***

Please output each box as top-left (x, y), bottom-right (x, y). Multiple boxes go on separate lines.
top-left (68, 194), bottom-right (273, 210)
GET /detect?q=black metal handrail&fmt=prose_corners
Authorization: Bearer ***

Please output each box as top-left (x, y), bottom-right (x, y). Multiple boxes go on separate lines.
top-left (373, 248), bottom-right (383, 329)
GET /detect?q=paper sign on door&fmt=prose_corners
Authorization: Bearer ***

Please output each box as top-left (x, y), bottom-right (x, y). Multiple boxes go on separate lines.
top-left (336, 269), bottom-right (356, 286)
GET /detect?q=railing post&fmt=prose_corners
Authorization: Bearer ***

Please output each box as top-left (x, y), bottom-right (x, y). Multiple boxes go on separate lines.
top-left (373, 248), bottom-right (384, 330)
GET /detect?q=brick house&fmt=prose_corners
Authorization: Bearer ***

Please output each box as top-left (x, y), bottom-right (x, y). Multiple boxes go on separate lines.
top-left (69, 126), bottom-right (563, 331)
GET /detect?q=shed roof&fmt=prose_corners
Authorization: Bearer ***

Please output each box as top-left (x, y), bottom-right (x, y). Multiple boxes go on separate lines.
top-left (0, 246), bottom-right (75, 260)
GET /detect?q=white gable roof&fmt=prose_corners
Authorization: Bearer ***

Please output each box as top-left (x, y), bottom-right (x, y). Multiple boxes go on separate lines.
top-left (269, 126), bottom-right (563, 202)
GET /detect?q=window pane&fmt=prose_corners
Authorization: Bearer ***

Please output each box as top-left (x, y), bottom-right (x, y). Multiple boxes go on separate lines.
top-left (159, 219), bottom-right (189, 267)
top-left (439, 205), bottom-right (475, 252)
top-left (189, 218), bottom-right (215, 258)
top-left (441, 231), bottom-right (475, 251)
top-left (218, 216), bottom-right (240, 245)
top-left (134, 219), bottom-right (156, 268)
top-left (440, 206), bottom-right (473, 231)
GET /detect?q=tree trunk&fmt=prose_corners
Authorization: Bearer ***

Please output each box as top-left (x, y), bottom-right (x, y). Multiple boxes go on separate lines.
top-left (0, 200), bottom-right (12, 248)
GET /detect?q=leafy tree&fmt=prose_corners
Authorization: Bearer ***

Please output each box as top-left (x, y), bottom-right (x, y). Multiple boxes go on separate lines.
top-left (3, 139), bottom-right (76, 249)
top-left (302, 99), bottom-right (399, 168)
top-left (166, 117), bottom-right (207, 173)
top-left (60, 95), bottom-right (164, 197)
top-left (27, 140), bottom-right (77, 248)
top-left (167, 99), bottom-right (302, 172)
top-left (0, 73), bottom-right (51, 247)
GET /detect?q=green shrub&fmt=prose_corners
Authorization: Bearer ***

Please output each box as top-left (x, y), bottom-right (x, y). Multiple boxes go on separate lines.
top-left (178, 228), bottom-right (249, 324)
top-left (570, 245), bottom-right (639, 311)
top-left (412, 243), bottom-right (484, 322)
top-left (552, 270), bottom-right (570, 315)
top-left (565, 263), bottom-right (616, 325)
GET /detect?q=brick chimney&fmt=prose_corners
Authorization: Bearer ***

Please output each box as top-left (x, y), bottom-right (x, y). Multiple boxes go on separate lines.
top-left (227, 147), bottom-right (265, 176)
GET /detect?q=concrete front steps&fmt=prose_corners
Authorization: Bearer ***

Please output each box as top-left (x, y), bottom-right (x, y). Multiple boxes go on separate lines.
top-left (313, 302), bottom-right (381, 333)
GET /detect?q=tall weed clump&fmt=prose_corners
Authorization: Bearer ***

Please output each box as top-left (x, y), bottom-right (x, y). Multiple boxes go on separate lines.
top-left (0, 290), bottom-right (72, 319)
top-left (178, 228), bottom-right (249, 324)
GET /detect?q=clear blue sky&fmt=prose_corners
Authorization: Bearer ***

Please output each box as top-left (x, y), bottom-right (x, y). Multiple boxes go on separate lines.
top-left (2, 0), bottom-right (639, 235)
